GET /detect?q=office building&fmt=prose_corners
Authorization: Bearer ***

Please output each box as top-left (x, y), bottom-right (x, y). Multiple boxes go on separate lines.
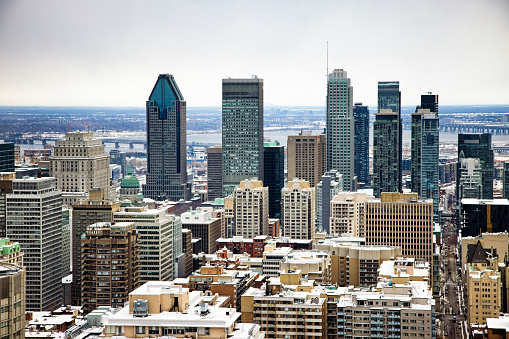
top-left (6, 177), bottom-right (62, 311)
top-left (411, 96), bottom-right (439, 221)
top-left (71, 188), bottom-right (121, 306)
top-left (0, 143), bottom-right (15, 172)
top-left (181, 208), bottom-right (221, 254)
top-left (287, 131), bottom-right (326, 187)
top-left (62, 209), bottom-right (71, 277)
top-left (353, 103), bottom-right (370, 186)
top-left (316, 170), bottom-right (343, 233)
top-left (326, 69), bottom-right (355, 190)
top-left (366, 193), bottom-right (433, 264)
top-left (0, 172), bottom-right (15, 239)
top-left (330, 192), bottom-right (367, 237)
top-left (457, 133), bottom-right (494, 200)
top-left (143, 74), bottom-right (191, 202)
top-left (373, 81), bottom-right (401, 198)
top-left (233, 179), bottom-right (269, 238)
top-left (81, 221), bottom-right (140, 313)
top-left (504, 162), bottom-right (509, 199)
top-left (109, 149), bottom-right (127, 177)
top-left (222, 76), bottom-right (264, 196)
top-left (458, 158), bottom-right (483, 199)
top-left (206, 145), bottom-right (223, 201)
top-left (281, 178), bottom-right (316, 240)
top-left (460, 198), bottom-right (509, 237)
top-left (0, 262), bottom-right (25, 339)
top-left (113, 207), bottom-right (174, 282)
top-left (101, 281), bottom-right (248, 339)
top-left (50, 131), bottom-right (110, 201)
top-left (181, 229), bottom-right (193, 278)
top-left (263, 141), bottom-right (284, 219)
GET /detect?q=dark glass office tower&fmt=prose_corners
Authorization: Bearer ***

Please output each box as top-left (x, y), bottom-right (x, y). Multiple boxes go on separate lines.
top-left (142, 74), bottom-right (191, 201)
top-left (206, 146), bottom-right (223, 201)
top-left (411, 94), bottom-right (439, 222)
top-left (264, 141), bottom-right (284, 219)
top-left (222, 76), bottom-right (264, 196)
top-left (0, 143), bottom-right (15, 172)
top-left (373, 82), bottom-right (401, 197)
top-left (353, 103), bottom-right (369, 186)
top-left (457, 133), bottom-right (494, 200)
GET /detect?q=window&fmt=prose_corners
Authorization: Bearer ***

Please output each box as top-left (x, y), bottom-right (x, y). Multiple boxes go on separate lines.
top-left (136, 326), bottom-right (145, 334)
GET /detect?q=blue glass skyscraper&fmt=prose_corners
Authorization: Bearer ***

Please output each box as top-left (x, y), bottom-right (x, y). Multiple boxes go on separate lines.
top-left (142, 74), bottom-right (191, 201)
top-left (353, 103), bottom-right (369, 186)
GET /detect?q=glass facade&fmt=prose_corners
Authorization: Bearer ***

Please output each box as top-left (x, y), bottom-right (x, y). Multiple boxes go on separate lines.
top-left (222, 77), bottom-right (264, 196)
top-left (0, 143), bottom-right (15, 172)
top-left (143, 74), bottom-right (191, 201)
top-left (264, 142), bottom-right (284, 219)
top-left (326, 69), bottom-right (354, 191)
top-left (353, 104), bottom-right (369, 186)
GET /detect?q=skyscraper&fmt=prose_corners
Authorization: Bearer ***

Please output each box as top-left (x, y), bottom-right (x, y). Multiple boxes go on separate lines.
top-left (282, 179), bottom-right (316, 240)
top-left (206, 145), bottom-right (223, 201)
top-left (264, 141), bottom-right (284, 219)
top-left (353, 103), bottom-right (369, 186)
top-left (222, 76), bottom-right (264, 196)
top-left (411, 93), bottom-right (439, 222)
top-left (6, 177), bottom-right (62, 311)
top-left (233, 179), bottom-right (269, 238)
top-left (0, 143), bottom-right (15, 172)
top-left (457, 133), bottom-right (494, 200)
top-left (143, 74), bottom-right (191, 201)
top-left (287, 131), bottom-right (326, 187)
top-left (373, 81), bottom-right (401, 197)
top-left (326, 69), bottom-right (355, 191)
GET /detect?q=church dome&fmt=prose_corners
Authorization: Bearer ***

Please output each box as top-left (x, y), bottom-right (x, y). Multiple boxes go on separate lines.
top-left (120, 167), bottom-right (139, 189)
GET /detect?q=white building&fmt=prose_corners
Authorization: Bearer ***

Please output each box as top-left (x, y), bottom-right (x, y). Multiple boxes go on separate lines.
top-left (282, 178), bottom-right (316, 240)
top-left (233, 179), bottom-right (269, 238)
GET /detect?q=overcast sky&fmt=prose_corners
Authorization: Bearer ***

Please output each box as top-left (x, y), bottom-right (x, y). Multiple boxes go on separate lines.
top-left (0, 0), bottom-right (508, 108)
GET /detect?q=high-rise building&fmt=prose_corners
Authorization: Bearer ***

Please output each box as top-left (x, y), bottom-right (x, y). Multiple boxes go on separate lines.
top-left (326, 69), bottom-right (355, 191)
top-left (0, 262), bottom-right (25, 339)
top-left (181, 208), bottom-right (221, 254)
top-left (330, 192), bottom-right (367, 237)
top-left (233, 179), bottom-right (269, 238)
top-left (181, 228), bottom-right (193, 278)
top-left (365, 193), bottom-right (433, 264)
top-left (287, 131), bottom-right (326, 187)
top-left (222, 76), bottom-right (264, 196)
top-left (504, 162), bottom-right (509, 199)
top-left (263, 141), bottom-right (284, 219)
top-left (353, 103), bottom-right (369, 186)
top-left (316, 170), bottom-right (343, 233)
top-left (143, 74), bottom-right (191, 202)
top-left (373, 81), bottom-right (401, 198)
top-left (71, 188), bottom-right (121, 306)
top-left (458, 158), bottom-right (483, 199)
top-left (206, 145), bottom-right (223, 201)
top-left (0, 143), bottom-right (15, 172)
top-left (109, 149), bottom-right (128, 177)
top-left (411, 94), bottom-right (439, 222)
top-left (81, 221), bottom-right (140, 313)
top-left (50, 131), bottom-right (110, 201)
top-left (281, 179), bottom-right (316, 240)
top-left (113, 207), bottom-right (174, 282)
top-left (0, 172), bottom-right (15, 239)
top-left (457, 133), bottom-right (494, 200)
top-left (6, 177), bottom-right (62, 311)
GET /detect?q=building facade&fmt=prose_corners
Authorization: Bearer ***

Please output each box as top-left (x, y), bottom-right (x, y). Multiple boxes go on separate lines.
top-left (206, 145), bottom-right (223, 201)
top-left (0, 262), bottom-right (25, 339)
top-left (353, 103), bottom-right (370, 187)
top-left (71, 188), bottom-right (121, 305)
top-left (457, 133), bottom-right (494, 200)
top-left (0, 143), bottom-right (15, 172)
top-left (326, 69), bottom-right (355, 191)
top-left (330, 192), bottom-right (367, 237)
top-left (6, 177), bottom-right (62, 311)
top-left (50, 131), bottom-right (110, 200)
top-left (81, 222), bottom-right (140, 313)
top-left (282, 179), bottom-right (316, 240)
top-left (504, 162), bottom-right (509, 199)
top-left (316, 170), bottom-right (343, 234)
top-left (287, 131), bottom-right (326, 187)
top-left (181, 208), bottom-right (221, 254)
top-left (233, 180), bottom-right (269, 238)
top-left (222, 77), bottom-right (264, 196)
top-left (263, 141), bottom-right (284, 219)
top-left (411, 101), bottom-right (439, 222)
top-left (373, 81), bottom-right (401, 198)
top-left (143, 74), bottom-right (191, 201)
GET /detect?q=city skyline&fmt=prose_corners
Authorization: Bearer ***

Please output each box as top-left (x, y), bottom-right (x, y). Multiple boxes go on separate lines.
top-left (1, 1), bottom-right (508, 107)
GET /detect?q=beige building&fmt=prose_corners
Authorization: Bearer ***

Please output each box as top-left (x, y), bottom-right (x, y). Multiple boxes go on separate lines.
top-left (467, 269), bottom-right (501, 327)
top-left (81, 222), bottom-right (140, 314)
top-left (314, 239), bottom-right (402, 287)
top-left (282, 178), bottom-right (316, 240)
top-left (50, 131), bottom-right (110, 203)
top-left (279, 250), bottom-right (331, 284)
top-left (224, 197), bottom-right (235, 238)
top-left (366, 192), bottom-right (434, 264)
top-left (287, 131), bottom-right (326, 187)
top-left (0, 263), bottom-right (25, 339)
top-left (330, 192), bottom-right (367, 237)
top-left (233, 179), bottom-right (268, 238)
top-left (102, 281), bottom-right (248, 339)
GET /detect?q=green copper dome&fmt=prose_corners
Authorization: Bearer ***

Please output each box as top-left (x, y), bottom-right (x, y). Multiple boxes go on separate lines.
top-left (121, 167), bottom-right (140, 189)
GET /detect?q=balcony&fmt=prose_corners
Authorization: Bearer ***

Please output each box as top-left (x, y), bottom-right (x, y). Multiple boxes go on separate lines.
top-left (370, 320), bottom-right (384, 325)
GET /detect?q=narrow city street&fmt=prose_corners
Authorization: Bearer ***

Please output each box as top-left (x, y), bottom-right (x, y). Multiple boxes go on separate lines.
top-left (439, 219), bottom-right (467, 339)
